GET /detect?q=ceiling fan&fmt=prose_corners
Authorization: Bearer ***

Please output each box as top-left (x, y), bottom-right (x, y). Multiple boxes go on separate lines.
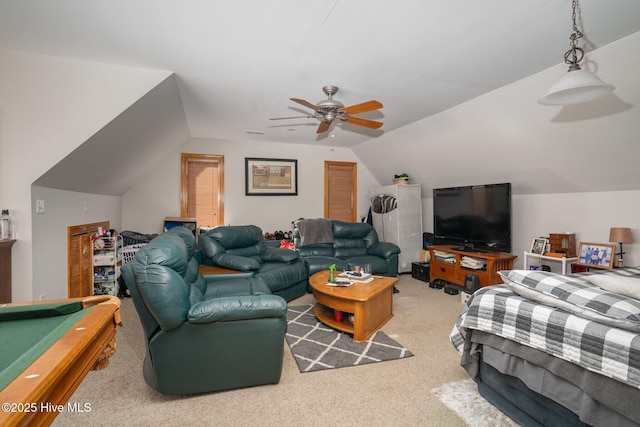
top-left (270, 85), bottom-right (383, 134)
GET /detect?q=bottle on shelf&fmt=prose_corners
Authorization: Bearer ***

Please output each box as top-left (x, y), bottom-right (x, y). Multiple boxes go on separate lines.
top-left (0, 210), bottom-right (12, 240)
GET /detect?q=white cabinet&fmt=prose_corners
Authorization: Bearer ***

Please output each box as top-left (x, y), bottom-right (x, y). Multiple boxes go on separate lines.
top-left (370, 184), bottom-right (423, 273)
top-left (93, 234), bottom-right (123, 296)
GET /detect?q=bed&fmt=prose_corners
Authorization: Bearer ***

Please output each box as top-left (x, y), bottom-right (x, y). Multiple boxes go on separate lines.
top-left (451, 267), bottom-right (640, 426)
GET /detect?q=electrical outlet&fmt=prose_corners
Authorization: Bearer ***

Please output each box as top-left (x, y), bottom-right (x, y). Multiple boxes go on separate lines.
top-left (83, 202), bottom-right (88, 213)
top-left (36, 199), bottom-right (45, 214)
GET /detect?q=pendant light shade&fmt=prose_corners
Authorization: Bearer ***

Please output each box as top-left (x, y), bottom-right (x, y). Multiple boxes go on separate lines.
top-left (539, 0), bottom-right (615, 106)
top-left (538, 67), bottom-right (615, 105)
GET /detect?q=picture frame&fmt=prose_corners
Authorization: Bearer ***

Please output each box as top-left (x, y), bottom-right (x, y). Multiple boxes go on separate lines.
top-left (530, 237), bottom-right (548, 255)
top-left (245, 158), bottom-right (298, 196)
top-left (576, 242), bottom-right (616, 270)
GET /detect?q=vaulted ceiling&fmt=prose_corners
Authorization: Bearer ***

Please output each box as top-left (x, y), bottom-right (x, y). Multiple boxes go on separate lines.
top-left (2, 1), bottom-right (640, 195)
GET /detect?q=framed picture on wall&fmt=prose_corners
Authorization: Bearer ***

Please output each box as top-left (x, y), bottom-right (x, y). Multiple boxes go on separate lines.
top-left (576, 242), bottom-right (616, 270)
top-left (530, 237), bottom-right (548, 255)
top-left (245, 158), bottom-right (298, 196)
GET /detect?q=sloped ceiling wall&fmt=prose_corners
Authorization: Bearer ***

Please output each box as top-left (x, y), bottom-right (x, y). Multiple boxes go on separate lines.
top-left (354, 32), bottom-right (640, 197)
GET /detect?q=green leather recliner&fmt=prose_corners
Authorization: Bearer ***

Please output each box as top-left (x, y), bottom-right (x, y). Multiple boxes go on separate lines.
top-left (198, 225), bottom-right (309, 301)
top-left (122, 227), bottom-right (287, 395)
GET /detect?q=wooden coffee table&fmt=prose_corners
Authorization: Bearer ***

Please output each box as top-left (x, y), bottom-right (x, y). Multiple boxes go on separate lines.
top-left (309, 270), bottom-right (398, 342)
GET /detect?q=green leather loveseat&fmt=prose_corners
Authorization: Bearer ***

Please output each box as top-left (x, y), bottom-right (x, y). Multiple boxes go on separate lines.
top-left (121, 226), bottom-right (287, 395)
top-left (294, 219), bottom-right (401, 277)
top-left (198, 225), bottom-right (309, 301)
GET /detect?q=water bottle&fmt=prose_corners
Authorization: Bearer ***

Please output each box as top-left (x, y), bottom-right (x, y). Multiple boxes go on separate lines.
top-left (0, 210), bottom-right (11, 240)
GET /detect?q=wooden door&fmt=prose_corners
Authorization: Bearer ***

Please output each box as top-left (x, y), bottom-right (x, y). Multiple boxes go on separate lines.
top-left (181, 153), bottom-right (224, 229)
top-left (68, 221), bottom-right (109, 298)
top-left (324, 161), bottom-right (357, 222)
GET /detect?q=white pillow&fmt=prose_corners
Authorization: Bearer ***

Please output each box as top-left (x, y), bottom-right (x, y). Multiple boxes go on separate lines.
top-left (585, 274), bottom-right (640, 301)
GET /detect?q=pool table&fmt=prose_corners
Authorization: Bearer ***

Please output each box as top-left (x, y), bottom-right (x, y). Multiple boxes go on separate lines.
top-left (0, 295), bottom-right (121, 426)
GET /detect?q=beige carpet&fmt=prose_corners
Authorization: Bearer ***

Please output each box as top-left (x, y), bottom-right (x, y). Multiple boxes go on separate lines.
top-left (53, 275), bottom-right (493, 427)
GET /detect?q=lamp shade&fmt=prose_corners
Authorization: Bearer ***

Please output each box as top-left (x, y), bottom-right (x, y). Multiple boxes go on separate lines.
top-left (538, 68), bottom-right (615, 106)
top-left (609, 227), bottom-right (633, 244)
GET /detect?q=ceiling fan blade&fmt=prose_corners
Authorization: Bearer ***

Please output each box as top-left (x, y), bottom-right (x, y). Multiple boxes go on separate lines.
top-left (269, 115), bottom-right (316, 120)
top-left (290, 98), bottom-right (320, 112)
top-left (316, 120), bottom-right (331, 133)
top-left (344, 115), bottom-right (383, 129)
top-left (338, 100), bottom-right (383, 115)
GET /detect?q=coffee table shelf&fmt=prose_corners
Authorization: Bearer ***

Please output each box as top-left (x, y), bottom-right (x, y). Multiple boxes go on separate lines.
top-left (314, 304), bottom-right (354, 334)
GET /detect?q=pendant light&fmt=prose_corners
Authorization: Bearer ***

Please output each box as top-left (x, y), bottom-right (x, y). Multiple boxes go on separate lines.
top-left (538, 0), bottom-right (615, 106)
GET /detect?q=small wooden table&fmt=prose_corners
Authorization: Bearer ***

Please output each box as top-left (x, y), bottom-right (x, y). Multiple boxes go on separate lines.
top-left (309, 270), bottom-right (398, 342)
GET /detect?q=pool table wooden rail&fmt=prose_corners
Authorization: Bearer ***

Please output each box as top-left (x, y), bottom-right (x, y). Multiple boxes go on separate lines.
top-left (0, 295), bottom-right (121, 427)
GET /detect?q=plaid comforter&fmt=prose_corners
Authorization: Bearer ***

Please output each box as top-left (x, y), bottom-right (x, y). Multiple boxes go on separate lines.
top-left (451, 283), bottom-right (640, 389)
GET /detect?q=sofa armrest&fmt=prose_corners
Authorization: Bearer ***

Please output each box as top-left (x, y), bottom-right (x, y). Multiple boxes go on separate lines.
top-left (188, 295), bottom-right (287, 323)
top-left (368, 241), bottom-right (401, 259)
top-left (192, 249), bottom-right (204, 264)
top-left (260, 247), bottom-right (299, 263)
top-left (213, 253), bottom-right (261, 271)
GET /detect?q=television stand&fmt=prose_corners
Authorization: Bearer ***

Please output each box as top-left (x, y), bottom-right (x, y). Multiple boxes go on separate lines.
top-left (428, 245), bottom-right (517, 288)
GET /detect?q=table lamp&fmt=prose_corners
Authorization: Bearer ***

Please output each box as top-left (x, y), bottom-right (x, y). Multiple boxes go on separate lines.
top-left (609, 227), bottom-right (633, 267)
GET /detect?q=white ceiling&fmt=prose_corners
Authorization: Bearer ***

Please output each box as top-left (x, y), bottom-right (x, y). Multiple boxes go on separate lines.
top-left (2, 0), bottom-right (640, 148)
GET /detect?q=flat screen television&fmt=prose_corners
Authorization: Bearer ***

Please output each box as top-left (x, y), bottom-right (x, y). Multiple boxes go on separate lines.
top-left (433, 182), bottom-right (511, 253)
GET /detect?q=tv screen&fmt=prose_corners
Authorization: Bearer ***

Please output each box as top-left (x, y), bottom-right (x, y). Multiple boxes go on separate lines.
top-left (433, 183), bottom-right (511, 253)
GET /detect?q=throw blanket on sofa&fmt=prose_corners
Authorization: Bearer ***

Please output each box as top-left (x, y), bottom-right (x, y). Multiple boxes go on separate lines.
top-left (297, 218), bottom-right (334, 247)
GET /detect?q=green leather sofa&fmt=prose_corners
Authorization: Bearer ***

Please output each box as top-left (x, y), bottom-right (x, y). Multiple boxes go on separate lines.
top-left (122, 227), bottom-right (287, 395)
top-left (198, 225), bottom-right (309, 301)
top-left (294, 219), bottom-right (401, 277)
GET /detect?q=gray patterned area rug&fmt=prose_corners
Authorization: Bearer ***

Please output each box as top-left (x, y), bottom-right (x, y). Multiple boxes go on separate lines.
top-left (285, 305), bottom-right (413, 373)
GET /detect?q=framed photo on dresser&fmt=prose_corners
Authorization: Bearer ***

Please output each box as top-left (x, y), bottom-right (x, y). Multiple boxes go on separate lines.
top-left (530, 237), bottom-right (548, 255)
top-left (576, 242), bottom-right (616, 269)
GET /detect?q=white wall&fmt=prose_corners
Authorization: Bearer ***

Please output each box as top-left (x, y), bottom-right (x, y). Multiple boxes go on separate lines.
top-left (122, 137), bottom-right (381, 234)
top-left (0, 49), bottom-right (171, 301)
top-left (31, 186), bottom-right (121, 300)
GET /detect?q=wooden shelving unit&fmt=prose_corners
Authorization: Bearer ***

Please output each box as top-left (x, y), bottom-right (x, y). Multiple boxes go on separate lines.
top-left (428, 245), bottom-right (517, 288)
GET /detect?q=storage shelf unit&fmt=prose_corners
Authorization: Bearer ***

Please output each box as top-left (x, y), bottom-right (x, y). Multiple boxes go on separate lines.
top-left (523, 251), bottom-right (577, 275)
top-left (92, 235), bottom-right (122, 296)
top-left (428, 245), bottom-right (517, 288)
top-left (370, 184), bottom-right (423, 273)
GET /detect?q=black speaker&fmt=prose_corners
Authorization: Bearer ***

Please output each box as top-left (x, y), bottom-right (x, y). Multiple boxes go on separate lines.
top-left (464, 274), bottom-right (480, 294)
top-left (423, 232), bottom-right (434, 248)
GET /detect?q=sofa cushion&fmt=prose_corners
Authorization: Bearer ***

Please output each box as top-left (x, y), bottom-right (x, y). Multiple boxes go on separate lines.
top-left (257, 260), bottom-right (308, 292)
top-left (207, 225), bottom-right (263, 249)
top-left (189, 294), bottom-right (287, 323)
top-left (333, 220), bottom-right (378, 245)
top-left (200, 277), bottom-right (272, 300)
top-left (167, 226), bottom-right (197, 258)
top-left (303, 256), bottom-right (349, 276)
top-left (260, 247), bottom-right (299, 262)
top-left (296, 244), bottom-right (335, 258)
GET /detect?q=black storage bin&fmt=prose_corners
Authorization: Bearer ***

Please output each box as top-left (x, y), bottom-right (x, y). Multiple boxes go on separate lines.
top-left (411, 262), bottom-right (430, 282)
top-left (121, 230), bottom-right (157, 246)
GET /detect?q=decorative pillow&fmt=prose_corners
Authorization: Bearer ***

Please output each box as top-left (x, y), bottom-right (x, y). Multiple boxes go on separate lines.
top-left (584, 274), bottom-right (640, 301)
top-left (499, 270), bottom-right (640, 332)
top-left (279, 240), bottom-right (295, 250)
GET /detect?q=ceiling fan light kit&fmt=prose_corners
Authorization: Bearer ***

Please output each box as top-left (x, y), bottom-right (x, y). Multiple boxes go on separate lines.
top-left (539, 0), bottom-right (615, 106)
top-left (271, 85), bottom-right (383, 134)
